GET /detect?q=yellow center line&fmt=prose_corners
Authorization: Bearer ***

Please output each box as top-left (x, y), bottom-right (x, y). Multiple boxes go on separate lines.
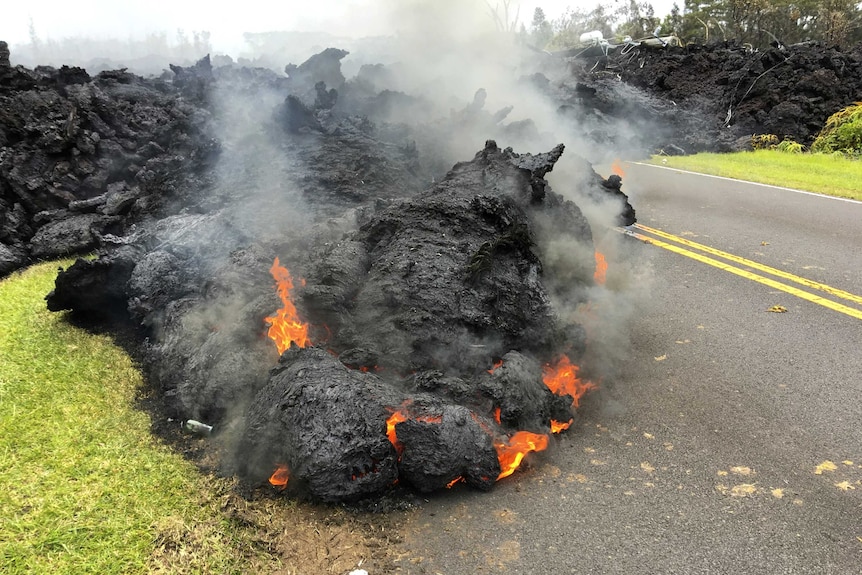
top-left (622, 228), bottom-right (862, 321)
top-left (634, 223), bottom-right (862, 307)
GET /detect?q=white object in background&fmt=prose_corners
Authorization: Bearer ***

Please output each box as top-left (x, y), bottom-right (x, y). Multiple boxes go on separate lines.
top-left (579, 30), bottom-right (604, 45)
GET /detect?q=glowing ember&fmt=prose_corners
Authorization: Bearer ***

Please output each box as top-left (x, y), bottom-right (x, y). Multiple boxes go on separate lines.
top-left (611, 158), bottom-right (626, 177)
top-left (417, 415), bottom-right (443, 424)
top-left (495, 431), bottom-right (549, 480)
top-left (543, 355), bottom-right (596, 408)
top-left (550, 419), bottom-right (573, 433)
top-left (446, 476), bottom-right (464, 488)
top-left (269, 464), bottom-right (290, 490)
top-left (594, 251), bottom-right (607, 284)
top-left (387, 402), bottom-right (554, 483)
top-left (264, 257), bottom-right (310, 354)
top-left (385, 410), bottom-right (409, 454)
top-left (470, 411), bottom-right (495, 435)
top-left (385, 404), bottom-right (442, 455)
top-left (494, 407), bottom-right (502, 425)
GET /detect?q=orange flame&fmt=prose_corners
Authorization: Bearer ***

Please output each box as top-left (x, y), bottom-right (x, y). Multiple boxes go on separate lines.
top-left (446, 476), bottom-right (464, 488)
top-left (495, 431), bottom-right (549, 480)
top-left (386, 410), bottom-right (409, 454)
top-left (269, 464), bottom-right (290, 490)
top-left (265, 257), bottom-right (310, 354)
top-left (487, 359), bottom-right (503, 374)
top-left (388, 404), bottom-right (554, 482)
top-left (542, 355), bottom-right (596, 408)
top-left (594, 251), bottom-right (607, 284)
top-left (611, 158), bottom-right (626, 177)
top-left (550, 419), bottom-right (573, 433)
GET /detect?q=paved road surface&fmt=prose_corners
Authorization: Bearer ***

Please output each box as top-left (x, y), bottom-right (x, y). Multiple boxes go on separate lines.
top-left (398, 164), bottom-right (862, 574)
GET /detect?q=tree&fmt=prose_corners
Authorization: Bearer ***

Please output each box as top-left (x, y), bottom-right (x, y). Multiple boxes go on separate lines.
top-left (810, 0), bottom-right (860, 45)
top-left (531, 7), bottom-right (554, 47)
top-left (549, 0), bottom-right (862, 49)
top-left (485, 0), bottom-right (521, 33)
top-left (677, 0), bottom-right (861, 48)
top-left (192, 30), bottom-right (212, 56)
top-left (532, 7), bottom-right (547, 28)
top-left (27, 17), bottom-right (41, 56)
top-left (615, 0), bottom-right (661, 40)
top-left (662, 2), bottom-right (685, 36)
top-left (677, 0), bottom-right (729, 44)
top-left (548, 5), bottom-right (615, 49)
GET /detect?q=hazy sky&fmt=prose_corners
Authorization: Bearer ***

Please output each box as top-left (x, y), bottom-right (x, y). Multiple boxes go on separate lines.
top-left (2, 0), bottom-right (679, 53)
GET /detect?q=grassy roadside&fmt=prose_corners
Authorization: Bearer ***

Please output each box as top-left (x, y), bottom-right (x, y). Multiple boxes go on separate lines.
top-left (0, 261), bottom-right (272, 574)
top-left (647, 150), bottom-right (862, 201)
top-left (0, 261), bottom-right (408, 574)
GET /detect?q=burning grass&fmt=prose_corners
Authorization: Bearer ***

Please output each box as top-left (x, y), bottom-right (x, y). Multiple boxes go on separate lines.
top-left (0, 262), bottom-right (405, 574)
top-left (650, 150), bottom-right (862, 201)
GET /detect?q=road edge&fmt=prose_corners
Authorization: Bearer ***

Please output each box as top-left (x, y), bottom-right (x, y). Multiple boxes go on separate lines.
top-left (629, 161), bottom-right (862, 205)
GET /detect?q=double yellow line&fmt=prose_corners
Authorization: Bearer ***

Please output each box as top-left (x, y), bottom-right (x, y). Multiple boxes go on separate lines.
top-left (624, 223), bottom-right (862, 321)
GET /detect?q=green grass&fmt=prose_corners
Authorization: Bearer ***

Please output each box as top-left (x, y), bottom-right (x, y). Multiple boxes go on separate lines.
top-left (0, 261), bottom-right (268, 574)
top-left (648, 150), bottom-right (862, 201)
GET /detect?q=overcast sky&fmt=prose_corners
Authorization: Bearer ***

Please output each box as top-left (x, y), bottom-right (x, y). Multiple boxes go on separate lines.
top-left (2, 0), bottom-right (680, 53)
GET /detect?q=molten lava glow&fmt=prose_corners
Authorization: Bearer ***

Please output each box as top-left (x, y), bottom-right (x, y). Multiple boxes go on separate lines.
top-left (386, 410), bottom-right (409, 454)
top-left (487, 359), bottom-right (503, 374)
top-left (594, 251), bottom-right (608, 284)
top-left (418, 415), bottom-right (443, 424)
top-left (386, 401), bottom-right (555, 482)
top-left (494, 407), bottom-right (502, 425)
top-left (611, 158), bottom-right (626, 177)
top-left (269, 464), bottom-right (290, 490)
top-left (386, 404), bottom-right (443, 456)
top-left (542, 355), bottom-right (596, 408)
top-left (495, 431), bottom-right (550, 480)
top-left (264, 257), bottom-right (310, 354)
top-left (446, 476), bottom-right (464, 488)
top-left (550, 419), bottom-right (573, 433)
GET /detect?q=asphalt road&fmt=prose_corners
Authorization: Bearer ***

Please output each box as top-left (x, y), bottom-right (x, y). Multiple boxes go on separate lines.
top-left (398, 164), bottom-right (862, 574)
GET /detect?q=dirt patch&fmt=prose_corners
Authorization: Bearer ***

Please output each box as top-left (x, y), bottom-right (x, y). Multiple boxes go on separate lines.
top-left (148, 475), bottom-right (412, 574)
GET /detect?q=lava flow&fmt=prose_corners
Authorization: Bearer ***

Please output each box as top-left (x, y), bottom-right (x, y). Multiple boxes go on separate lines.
top-left (264, 257), bottom-right (310, 354)
top-left (385, 409), bottom-right (409, 455)
top-left (543, 355), bottom-right (596, 408)
top-left (487, 359), bottom-right (503, 374)
top-left (387, 402), bottom-right (548, 483)
top-left (269, 464), bottom-right (290, 490)
top-left (385, 403), bottom-right (444, 456)
top-left (550, 419), bottom-right (572, 433)
top-left (594, 251), bottom-right (608, 284)
top-left (544, 355), bottom-right (596, 432)
top-left (495, 431), bottom-right (550, 480)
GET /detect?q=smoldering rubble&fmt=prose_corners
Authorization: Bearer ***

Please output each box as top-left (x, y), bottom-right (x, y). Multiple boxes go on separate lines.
top-left (7, 35), bottom-right (858, 502)
top-left (550, 38), bottom-right (862, 154)
top-left (29, 43), bottom-right (624, 501)
top-left (5, 38), bottom-right (862, 277)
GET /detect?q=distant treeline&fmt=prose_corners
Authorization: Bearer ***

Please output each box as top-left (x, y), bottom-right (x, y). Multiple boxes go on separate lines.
top-left (529, 0), bottom-right (862, 50)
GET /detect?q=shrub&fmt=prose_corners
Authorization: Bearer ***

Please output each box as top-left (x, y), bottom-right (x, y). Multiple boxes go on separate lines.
top-left (811, 103), bottom-right (862, 156)
top-left (776, 139), bottom-right (804, 153)
top-left (751, 134), bottom-right (779, 150)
